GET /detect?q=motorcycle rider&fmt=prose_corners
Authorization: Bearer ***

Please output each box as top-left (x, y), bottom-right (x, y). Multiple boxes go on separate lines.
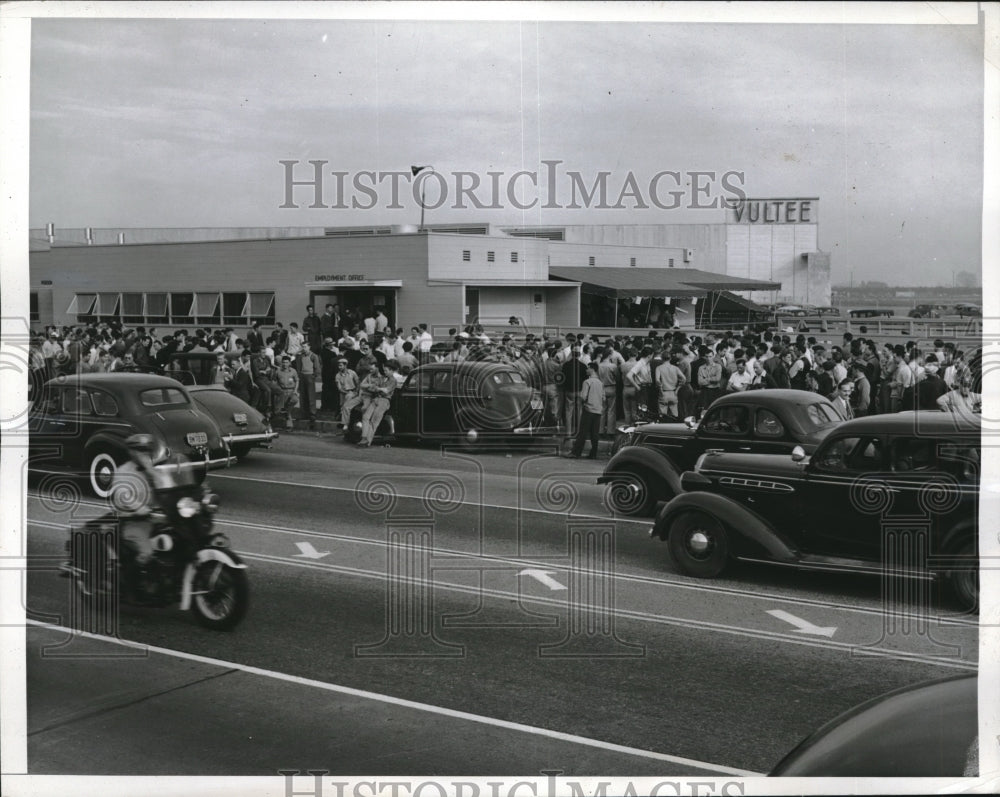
top-left (108, 433), bottom-right (194, 564)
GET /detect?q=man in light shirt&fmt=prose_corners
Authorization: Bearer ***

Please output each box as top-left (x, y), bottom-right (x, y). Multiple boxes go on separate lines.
top-left (936, 377), bottom-right (981, 422)
top-left (726, 359), bottom-right (754, 392)
top-left (568, 362), bottom-right (604, 459)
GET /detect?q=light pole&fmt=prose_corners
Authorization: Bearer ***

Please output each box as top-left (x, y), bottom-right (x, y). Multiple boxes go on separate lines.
top-left (411, 165), bottom-right (435, 231)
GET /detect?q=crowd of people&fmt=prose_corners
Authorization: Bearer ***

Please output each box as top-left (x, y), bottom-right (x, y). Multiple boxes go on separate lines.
top-left (30, 304), bottom-right (983, 446)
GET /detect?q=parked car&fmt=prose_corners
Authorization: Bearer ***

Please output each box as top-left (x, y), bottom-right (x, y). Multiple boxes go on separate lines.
top-left (770, 674), bottom-right (977, 776)
top-left (813, 306), bottom-right (840, 316)
top-left (187, 385), bottom-right (277, 460)
top-left (598, 390), bottom-right (843, 516)
top-left (651, 412), bottom-right (980, 609)
top-left (776, 305), bottom-right (808, 317)
top-left (29, 373), bottom-right (232, 498)
top-left (954, 303), bottom-right (982, 318)
top-left (344, 361), bottom-right (557, 445)
top-left (166, 350), bottom-right (242, 386)
top-left (848, 308), bottom-right (894, 318)
top-left (907, 304), bottom-right (941, 318)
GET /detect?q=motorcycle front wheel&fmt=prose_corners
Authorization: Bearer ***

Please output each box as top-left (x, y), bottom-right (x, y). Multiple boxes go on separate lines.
top-left (190, 560), bottom-right (248, 631)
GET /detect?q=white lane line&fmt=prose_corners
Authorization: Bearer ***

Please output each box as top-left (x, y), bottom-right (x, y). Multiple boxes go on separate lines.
top-left (26, 512), bottom-right (980, 627)
top-left (25, 619), bottom-right (760, 777)
top-left (208, 471), bottom-right (635, 524)
top-left (238, 550), bottom-right (977, 671)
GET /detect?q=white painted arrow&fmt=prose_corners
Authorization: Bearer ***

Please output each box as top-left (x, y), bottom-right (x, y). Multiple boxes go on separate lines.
top-left (519, 569), bottom-right (567, 591)
top-left (294, 542), bottom-right (330, 560)
top-left (766, 609), bottom-right (837, 638)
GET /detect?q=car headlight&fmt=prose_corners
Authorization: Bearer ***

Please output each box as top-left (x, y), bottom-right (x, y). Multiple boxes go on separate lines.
top-left (177, 496), bottom-right (200, 518)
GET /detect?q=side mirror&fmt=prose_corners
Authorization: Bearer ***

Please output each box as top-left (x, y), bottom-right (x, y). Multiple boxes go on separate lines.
top-left (791, 445), bottom-right (806, 463)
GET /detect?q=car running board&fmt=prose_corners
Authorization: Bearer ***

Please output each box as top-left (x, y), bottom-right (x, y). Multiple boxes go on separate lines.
top-left (736, 555), bottom-right (939, 580)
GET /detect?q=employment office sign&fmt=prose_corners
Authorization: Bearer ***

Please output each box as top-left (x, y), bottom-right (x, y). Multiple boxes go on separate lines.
top-left (726, 197), bottom-right (818, 224)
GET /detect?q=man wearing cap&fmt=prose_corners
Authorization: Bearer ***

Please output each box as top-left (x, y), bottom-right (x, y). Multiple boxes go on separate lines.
top-left (335, 358), bottom-right (361, 430)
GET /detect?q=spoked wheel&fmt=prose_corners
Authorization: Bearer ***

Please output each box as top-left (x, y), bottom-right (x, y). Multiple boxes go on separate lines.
top-left (190, 560), bottom-right (248, 630)
top-left (667, 510), bottom-right (729, 578)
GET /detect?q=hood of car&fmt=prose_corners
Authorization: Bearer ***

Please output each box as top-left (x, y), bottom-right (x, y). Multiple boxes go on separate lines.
top-left (696, 451), bottom-right (808, 480)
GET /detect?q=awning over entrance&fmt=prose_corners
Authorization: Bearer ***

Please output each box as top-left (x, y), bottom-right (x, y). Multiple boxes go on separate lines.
top-left (549, 267), bottom-right (780, 297)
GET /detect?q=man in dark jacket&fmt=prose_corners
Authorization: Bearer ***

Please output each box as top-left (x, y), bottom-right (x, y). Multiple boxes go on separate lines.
top-left (560, 347), bottom-right (589, 437)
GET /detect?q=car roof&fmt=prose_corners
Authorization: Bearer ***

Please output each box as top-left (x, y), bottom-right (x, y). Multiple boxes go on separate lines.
top-left (43, 372), bottom-right (186, 390)
top-left (830, 411), bottom-right (980, 435)
top-left (711, 389), bottom-right (836, 410)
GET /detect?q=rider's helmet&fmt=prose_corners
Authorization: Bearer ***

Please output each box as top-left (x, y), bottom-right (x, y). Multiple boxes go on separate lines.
top-left (125, 433), bottom-right (156, 453)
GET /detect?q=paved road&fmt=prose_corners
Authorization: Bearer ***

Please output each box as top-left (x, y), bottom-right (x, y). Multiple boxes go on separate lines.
top-left (22, 433), bottom-right (978, 776)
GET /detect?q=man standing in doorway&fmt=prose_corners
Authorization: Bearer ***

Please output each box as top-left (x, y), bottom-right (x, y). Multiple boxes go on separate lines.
top-left (303, 305), bottom-right (322, 351)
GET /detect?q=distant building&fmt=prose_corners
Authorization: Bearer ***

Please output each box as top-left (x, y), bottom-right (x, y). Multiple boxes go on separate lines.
top-left (28, 200), bottom-right (830, 331)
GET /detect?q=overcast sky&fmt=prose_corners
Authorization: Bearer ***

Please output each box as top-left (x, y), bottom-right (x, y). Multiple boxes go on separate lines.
top-left (27, 6), bottom-right (987, 286)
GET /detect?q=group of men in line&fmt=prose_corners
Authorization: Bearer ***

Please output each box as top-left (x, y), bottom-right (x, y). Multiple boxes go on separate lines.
top-left (31, 315), bottom-right (982, 452)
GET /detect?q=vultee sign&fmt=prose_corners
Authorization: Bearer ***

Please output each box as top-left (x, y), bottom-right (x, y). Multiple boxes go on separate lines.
top-left (726, 198), bottom-right (817, 224)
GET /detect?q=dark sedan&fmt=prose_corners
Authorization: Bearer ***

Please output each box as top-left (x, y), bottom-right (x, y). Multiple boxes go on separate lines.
top-left (651, 412), bottom-right (980, 609)
top-left (187, 385), bottom-right (278, 460)
top-left (345, 361), bottom-right (557, 446)
top-left (29, 373), bottom-right (232, 498)
top-left (599, 390), bottom-right (843, 516)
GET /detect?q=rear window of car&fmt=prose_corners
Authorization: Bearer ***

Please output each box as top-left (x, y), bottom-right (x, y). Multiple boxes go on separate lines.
top-left (90, 390), bottom-right (119, 417)
top-left (138, 387), bottom-right (189, 407)
top-left (805, 402), bottom-right (841, 427)
top-left (489, 371), bottom-right (523, 385)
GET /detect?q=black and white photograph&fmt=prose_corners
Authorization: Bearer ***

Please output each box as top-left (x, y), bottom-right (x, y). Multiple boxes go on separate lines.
top-left (1, 2), bottom-right (998, 795)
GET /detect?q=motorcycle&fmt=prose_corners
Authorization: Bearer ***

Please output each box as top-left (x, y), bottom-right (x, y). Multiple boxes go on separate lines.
top-left (61, 459), bottom-right (248, 631)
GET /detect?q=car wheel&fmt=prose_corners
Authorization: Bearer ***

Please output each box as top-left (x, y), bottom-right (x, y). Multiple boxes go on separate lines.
top-left (945, 541), bottom-right (978, 612)
top-left (667, 510), bottom-right (729, 578)
top-left (604, 468), bottom-right (665, 517)
top-left (87, 448), bottom-right (125, 499)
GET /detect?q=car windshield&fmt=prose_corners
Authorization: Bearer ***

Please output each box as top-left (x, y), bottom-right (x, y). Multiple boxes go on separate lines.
top-left (138, 387), bottom-right (190, 407)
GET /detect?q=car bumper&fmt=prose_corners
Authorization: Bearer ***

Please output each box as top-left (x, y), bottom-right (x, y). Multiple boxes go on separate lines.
top-left (222, 430), bottom-right (279, 449)
top-left (157, 454), bottom-right (236, 472)
top-left (511, 424), bottom-right (561, 436)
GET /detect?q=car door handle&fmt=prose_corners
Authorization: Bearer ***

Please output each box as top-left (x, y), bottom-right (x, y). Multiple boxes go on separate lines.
top-left (738, 446), bottom-right (751, 451)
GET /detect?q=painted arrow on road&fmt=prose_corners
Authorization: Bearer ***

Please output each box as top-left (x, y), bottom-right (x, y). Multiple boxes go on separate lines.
top-left (766, 609), bottom-right (837, 637)
top-left (519, 569), bottom-right (567, 591)
top-left (294, 542), bottom-right (330, 560)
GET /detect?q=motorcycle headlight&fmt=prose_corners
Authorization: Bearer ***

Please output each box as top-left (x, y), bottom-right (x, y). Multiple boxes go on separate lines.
top-left (177, 496), bottom-right (200, 518)
top-left (202, 492), bottom-right (221, 513)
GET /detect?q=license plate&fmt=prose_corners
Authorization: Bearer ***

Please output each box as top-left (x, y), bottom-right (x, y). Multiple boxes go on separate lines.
top-left (529, 398), bottom-right (543, 410)
top-left (186, 432), bottom-right (208, 446)
top-left (232, 413), bottom-right (247, 424)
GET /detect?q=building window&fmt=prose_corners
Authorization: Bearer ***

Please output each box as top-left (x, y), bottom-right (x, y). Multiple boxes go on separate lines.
top-left (248, 292), bottom-right (276, 325)
top-left (121, 293), bottom-right (144, 324)
top-left (194, 292), bottom-right (221, 325)
top-left (462, 250), bottom-right (471, 262)
top-left (588, 256), bottom-right (595, 266)
top-left (30, 292), bottom-right (40, 323)
top-left (145, 293), bottom-right (169, 325)
top-left (487, 251), bottom-right (495, 262)
top-left (222, 292), bottom-right (249, 325)
top-left (170, 292), bottom-right (195, 325)
top-left (95, 292), bottom-right (121, 321)
top-left (630, 257), bottom-right (636, 267)
top-left (511, 252), bottom-right (519, 263)
top-left (668, 258), bottom-right (675, 268)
